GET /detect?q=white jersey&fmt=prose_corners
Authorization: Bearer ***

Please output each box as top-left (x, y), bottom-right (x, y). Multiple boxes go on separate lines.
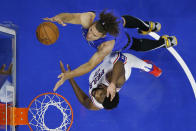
top-left (89, 52), bottom-right (153, 109)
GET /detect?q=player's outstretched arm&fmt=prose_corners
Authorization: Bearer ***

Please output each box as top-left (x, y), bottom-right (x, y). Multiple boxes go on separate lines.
top-left (68, 75), bottom-right (100, 111)
top-left (59, 61), bottom-right (99, 110)
top-left (54, 40), bottom-right (114, 91)
top-left (43, 12), bottom-right (94, 28)
top-left (66, 40), bottom-right (114, 77)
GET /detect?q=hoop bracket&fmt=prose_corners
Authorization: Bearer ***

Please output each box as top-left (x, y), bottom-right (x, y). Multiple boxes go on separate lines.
top-left (0, 92), bottom-right (73, 131)
top-left (0, 106), bottom-right (28, 126)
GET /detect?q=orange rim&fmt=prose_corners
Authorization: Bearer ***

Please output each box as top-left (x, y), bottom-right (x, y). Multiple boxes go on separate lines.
top-left (27, 92), bottom-right (73, 131)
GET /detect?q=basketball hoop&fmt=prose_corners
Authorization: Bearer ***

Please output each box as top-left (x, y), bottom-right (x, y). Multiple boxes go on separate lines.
top-left (0, 92), bottom-right (73, 131)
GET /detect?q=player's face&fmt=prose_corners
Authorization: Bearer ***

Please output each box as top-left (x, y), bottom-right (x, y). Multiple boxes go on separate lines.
top-left (92, 84), bottom-right (107, 103)
top-left (86, 24), bottom-right (104, 41)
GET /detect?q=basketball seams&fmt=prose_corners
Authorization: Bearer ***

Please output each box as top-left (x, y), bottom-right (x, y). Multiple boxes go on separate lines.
top-left (39, 25), bottom-right (46, 43)
top-left (38, 24), bottom-right (48, 44)
top-left (42, 23), bottom-right (52, 44)
top-left (46, 22), bottom-right (59, 40)
top-left (36, 22), bottom-right (59, 45)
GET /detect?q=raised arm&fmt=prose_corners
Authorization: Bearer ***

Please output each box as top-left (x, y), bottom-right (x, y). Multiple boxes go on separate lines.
top-left (54, 40), bottom-right (115, 91)
top-left (43, 12), bottom-right (95, 28)
top-left (59, 61), bottom-right (99, 110)
top-left (65, 40), bottom-right (114, 77)
top-left (68, 75), bottom-right (100, 110)
top-left (107, 60), bottom-right (125, 101)
top-left (111, 61), bottom-right (125, 86)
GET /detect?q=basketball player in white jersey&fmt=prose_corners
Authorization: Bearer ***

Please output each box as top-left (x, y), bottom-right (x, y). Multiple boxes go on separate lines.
top-left (58, 52), bottom-right (161, 110)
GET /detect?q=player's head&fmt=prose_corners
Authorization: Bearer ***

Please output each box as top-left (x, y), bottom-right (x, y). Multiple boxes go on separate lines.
top-left (91, 83), bottom-right (119, 110)
top-left (102, 93), bottom-right (119, 110)
top-left (86, 10), bottom-right (120, 41)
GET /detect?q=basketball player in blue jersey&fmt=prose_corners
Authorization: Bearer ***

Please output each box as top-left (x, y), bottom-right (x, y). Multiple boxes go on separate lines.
top-left (44, 9), bottom-right (177, 96)
top-left (58, 52), bottom-right (162, 110)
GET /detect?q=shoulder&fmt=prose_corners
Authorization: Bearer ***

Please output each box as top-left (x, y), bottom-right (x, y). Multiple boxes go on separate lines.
top-left (80, 12), bottom-right (96, 28)
top-left (98, 40), bottom-right (115, 53)
top-left (95, 40), bottom-right (115, 58)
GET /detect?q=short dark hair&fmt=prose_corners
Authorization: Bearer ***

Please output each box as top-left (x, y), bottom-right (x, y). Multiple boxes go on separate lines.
top-left (95, 10), bottom-right (120, 37)
top-left (102, 93), bottom-right (119, 110)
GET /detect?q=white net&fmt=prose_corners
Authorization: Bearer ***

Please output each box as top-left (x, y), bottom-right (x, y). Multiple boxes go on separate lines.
top-left (28, 93), bottom-right (73, 131)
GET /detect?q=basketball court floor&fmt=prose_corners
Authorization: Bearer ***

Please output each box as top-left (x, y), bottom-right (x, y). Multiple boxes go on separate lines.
top-left (0, 0), bottom-right (196, 131)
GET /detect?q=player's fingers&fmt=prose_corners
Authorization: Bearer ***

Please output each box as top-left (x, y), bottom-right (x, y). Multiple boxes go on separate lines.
top-left (53, 86), bottom-right (57, 92)
top-left (57, 75), bottom-right (60, 78)
top-left (111, 93), bottom-right (115, 101)
top-left (110, 93), bottom-right (113, 101)
top-left (50, 17), bottom-right (56, 22)
top-left (59, 78), bottom-right (65, 85)
top-left (67, 64), bottom-right (71, 71)
top-left (42, 17), bottom-right (49, 20)
top-left (58, 74), bottom-right (63, 78)
top-left (55, 19), bottom-right (66, 26)
top-left (43, 17), bottom-right (54, 21)
top-left (53, 84), bottom-right (59, 92)
top-left (107, 90), bottom-right (110, 97)
top-left (0, 64), bottom-right (6, 70)
top-left (110, 96), bottom-right (113, 101)
top-left (61, 23), bottom-right (67, 26)
top-left (53, 83), bottom-right (59, 92)
top-left (55, 78), bottom-right (66, 91)
top-left (54, 80), bottom-right (62, 90)
top-left (60, 61), bottom-right (66, 73)
top-left (47, 17), bottom-right (66, 26)
top-left (59, 21), bottom-right (66, 26)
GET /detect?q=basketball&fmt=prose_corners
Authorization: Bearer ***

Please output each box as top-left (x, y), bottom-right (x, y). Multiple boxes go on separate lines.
top-left (36, 22), bottom-right (59, 45)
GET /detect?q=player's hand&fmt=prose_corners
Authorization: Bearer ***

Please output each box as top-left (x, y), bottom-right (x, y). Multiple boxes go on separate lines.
top-left (53, 74), bottom-right (66, 92)
top-left (0, 64), bottom-right (13, 75)
top-left (106, 82), bottom-right (116, 101)
top-left (53, 61), bottom-right (71, 92)
top-left (43, 17), bottom-right (67, 26)
top-left (66, 64), bottom-right (71, 72)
